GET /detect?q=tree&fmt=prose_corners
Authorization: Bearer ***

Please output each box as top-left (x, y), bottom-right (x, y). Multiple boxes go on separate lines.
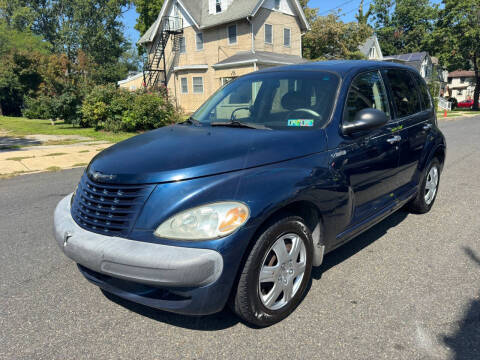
top-left (371, 0), bottom-right (437, 56)
top-left (432, 0), bottom-right (480, 110)
top-left (298, 0), bottom-right (318, 24)
top-left (303, 13), bottom-right (373, 60)
top-left (356, 0), bottom-right (373, 25)
top-left (132, 0), bottom-right (163, 36)
top-left (1, 0), bottom-right (133, 82)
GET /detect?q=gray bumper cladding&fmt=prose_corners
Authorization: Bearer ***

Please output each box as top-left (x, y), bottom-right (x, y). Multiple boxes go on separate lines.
top-left (54, 194), bottom-right (223, 287)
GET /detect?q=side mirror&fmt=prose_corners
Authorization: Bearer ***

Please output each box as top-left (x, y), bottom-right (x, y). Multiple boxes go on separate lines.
top-left (342, 108), bottom-right (389, 136)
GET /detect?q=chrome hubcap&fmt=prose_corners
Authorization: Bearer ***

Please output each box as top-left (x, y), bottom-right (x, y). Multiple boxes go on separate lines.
top-left (424, 166), bottom-right (439, 205)
top-left (258, 233), bottom-right (307, 310)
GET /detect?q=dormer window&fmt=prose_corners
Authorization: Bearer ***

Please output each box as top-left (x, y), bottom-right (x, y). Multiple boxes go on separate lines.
top-left (274, 0), bottom-right (280, 10)
top-left (216, 0), bottom-right (222, 13)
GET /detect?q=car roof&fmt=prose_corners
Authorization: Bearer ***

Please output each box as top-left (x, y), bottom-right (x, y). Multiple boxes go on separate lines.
top-left (255, 60), bottom-right (417, 77)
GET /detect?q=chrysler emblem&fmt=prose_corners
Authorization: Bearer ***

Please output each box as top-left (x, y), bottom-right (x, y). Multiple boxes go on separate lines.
top-left (89, 170), bottom-right (116, 182)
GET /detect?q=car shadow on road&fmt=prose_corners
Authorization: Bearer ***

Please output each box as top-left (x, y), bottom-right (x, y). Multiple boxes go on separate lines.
top-left (441, 246), bottom-right (480, 360)
top-left (101, 290), bottom-right (240, 331)
top-left (312, 209), bottom-right (409, 280)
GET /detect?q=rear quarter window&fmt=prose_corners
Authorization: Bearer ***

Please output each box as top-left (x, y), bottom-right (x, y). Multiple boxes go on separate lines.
top-left (385, 69), bottom-right (423, 118)
top-left (412, 72), bottom-right (433, 110)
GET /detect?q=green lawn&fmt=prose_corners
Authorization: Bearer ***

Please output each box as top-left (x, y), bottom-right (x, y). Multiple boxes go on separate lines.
top-left (0, 116), bottom-right (136, 143)
top-left (437, 109), bottom-right (480, 119)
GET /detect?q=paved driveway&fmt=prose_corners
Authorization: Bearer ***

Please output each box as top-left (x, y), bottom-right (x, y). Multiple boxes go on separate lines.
top-left (1, 117), bottom-right (479, 359)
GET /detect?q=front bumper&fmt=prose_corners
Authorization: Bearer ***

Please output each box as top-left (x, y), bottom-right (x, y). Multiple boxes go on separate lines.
top-left (54, 194), bottom-right (223, 288)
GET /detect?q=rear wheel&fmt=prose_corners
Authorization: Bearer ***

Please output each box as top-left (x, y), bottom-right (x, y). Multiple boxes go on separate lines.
top-left (230, 215), bottom-right (313, 327)
top-left (407, 158), bottom-right (441, 214)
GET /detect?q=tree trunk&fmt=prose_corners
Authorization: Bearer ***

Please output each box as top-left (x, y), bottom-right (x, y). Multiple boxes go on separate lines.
top-left (474, 52), bottom-right (480, 111)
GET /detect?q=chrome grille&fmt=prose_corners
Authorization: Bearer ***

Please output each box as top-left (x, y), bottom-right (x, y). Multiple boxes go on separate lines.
top-left (71, 174), bottom-right (154, 236)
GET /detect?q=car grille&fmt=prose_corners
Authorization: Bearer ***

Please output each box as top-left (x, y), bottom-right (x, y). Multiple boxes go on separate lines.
top-left (71, 173), bottom-right (155, 236)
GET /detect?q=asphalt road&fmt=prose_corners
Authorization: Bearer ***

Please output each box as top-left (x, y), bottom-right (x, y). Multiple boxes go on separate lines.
top-left (1, 117), bottom-right (480, 360)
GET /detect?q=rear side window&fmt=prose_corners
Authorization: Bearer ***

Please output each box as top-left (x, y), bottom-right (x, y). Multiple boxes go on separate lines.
top-left (412, 72), bottom-right (432, 110)
top-left (344, 71), bottom-right (390, 123)
top-left (385, 69), bottom-right (422, 118)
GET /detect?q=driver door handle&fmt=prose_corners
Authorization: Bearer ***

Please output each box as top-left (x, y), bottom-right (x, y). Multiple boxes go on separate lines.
top-left (386, 135), bottom-right (402, 144)
top-left (423, 123), bottom-right (433, 131)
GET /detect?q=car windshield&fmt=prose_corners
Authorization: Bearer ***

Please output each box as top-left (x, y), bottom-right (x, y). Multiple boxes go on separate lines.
top-left (192, 71), bottom-right (340, 130)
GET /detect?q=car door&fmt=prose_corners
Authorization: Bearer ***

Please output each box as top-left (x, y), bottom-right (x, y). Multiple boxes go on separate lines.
top-left (339, 70), bottom-right (401, 225)
top-left (383, 69), bottom-right (434, 200)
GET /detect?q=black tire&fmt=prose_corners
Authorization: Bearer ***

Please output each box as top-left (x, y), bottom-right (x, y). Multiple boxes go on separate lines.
top-left (230, 215), bottom-right (313, 327)
top-left (407, 158), bottom-right (441, 214)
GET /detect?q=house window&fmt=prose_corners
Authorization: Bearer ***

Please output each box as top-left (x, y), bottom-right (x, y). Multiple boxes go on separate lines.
top-left (274, 0), bottom-right (280, 10)
top-left (193, 77), bottom-right (204, 93)
top-left (460, 77), bottom-right (465, 83)
top-left (222, 77), bottom-right (236, 86)
top-left (448, 78), bottom-right (452, 84)
top-left (179, 36), bottom-right (186, 53)
top-left (265, 24), bottom-right (273, 44)
top-left (181, 77), bottom-right (188, 93)
top-left (228, 24), bottom-right (237, 44)
top-left (369, 47), bottom-right (376, 59)
top-left (283, 28), bottom-right (290, 47)
top-left (216, 0), bottom-right (222, 13)
top-left (196, 33), bottom-right (203, 50)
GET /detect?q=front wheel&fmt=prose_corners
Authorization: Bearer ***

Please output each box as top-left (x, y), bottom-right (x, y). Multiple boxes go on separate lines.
top-left (407, 158), bottom-right (441, 214)
top-left (230, 216), bottom-right (313, 327)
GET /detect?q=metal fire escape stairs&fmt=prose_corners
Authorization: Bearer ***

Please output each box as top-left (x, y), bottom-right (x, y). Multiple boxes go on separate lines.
top-left (143, 16), bottom-right (183, 90)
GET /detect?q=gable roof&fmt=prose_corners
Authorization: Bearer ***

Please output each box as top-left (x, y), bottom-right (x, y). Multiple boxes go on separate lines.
top-left (358, 35), bottom-right (383, 60)
top-left (139, 0), bottom-right (309, 44)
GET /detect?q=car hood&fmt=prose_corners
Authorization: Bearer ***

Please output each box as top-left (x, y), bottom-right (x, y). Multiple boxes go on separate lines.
top-left (87, 124), bottom-right (327, 184)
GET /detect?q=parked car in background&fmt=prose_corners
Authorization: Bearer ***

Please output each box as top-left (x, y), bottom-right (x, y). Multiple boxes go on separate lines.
top-left (457, 99), bottom-right (478, 109)
top-left (54, 61), bottom-right (446, 327)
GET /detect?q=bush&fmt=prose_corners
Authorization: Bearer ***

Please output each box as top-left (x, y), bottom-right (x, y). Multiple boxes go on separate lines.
top-left (81, 84), bottom-right (181, 132)
top-left (23, 88), bottom-right (82, 124)
top-left (23, 95), bottom-right (54, 119)
top-left (80, 84), bottom-right (122, 128)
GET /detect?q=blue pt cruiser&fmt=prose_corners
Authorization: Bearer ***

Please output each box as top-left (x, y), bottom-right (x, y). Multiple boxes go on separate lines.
top-left (54, 61), bottom-right (446, 327)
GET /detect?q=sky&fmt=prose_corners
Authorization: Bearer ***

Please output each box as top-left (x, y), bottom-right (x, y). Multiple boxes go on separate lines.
top-left (121, 0), bottom-right (441, 46)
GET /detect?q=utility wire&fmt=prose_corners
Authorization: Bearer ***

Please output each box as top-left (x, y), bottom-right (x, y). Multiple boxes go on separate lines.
top-left (319, 0), bottom-right (360, 15)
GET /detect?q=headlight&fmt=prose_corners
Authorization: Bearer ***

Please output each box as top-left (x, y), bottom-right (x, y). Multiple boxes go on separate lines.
top-left (154, 202), bottom-right (249, 240)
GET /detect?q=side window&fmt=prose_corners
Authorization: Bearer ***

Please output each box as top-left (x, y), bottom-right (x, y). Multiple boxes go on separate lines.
top-left (385, 69), bottom-right (422, 118)
top-left (344, 71), bottom-right (390, 123)
top-left (412, 73), bottom-right (432, 110)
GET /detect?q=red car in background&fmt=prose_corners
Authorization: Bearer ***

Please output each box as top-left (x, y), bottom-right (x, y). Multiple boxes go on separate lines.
top-left (457, 99), bottom-right (479, 108)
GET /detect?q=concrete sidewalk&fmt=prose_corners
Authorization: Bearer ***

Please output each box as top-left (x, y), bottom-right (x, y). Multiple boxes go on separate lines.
top-left (0, 142), bottom-right (111, 177)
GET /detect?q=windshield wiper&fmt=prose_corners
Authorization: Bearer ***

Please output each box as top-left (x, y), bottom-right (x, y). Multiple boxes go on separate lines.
top-left (210, 121), bottom-right (271, 130)
top-left (181, 116), bottom-right (201, 126)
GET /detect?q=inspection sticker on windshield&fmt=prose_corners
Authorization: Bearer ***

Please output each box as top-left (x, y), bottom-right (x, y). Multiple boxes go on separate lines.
top-left (288, 119), bottom-right (314, 127)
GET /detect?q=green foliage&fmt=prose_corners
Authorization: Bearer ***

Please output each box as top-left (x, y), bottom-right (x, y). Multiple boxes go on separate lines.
top-left (428, 81), bottom-right (440, 110)
top-left (121, 92), bottom-right (179, 131)
top-left (303, 13), bottom-right (373, 60)
top-left (0, 50), bottom-right (43, 115)
top-left (23, 88), bottom-right (83, 123)
top-left (133, 0), bottom-right (164, 36)
top-left (0, 22), bottom-right (51, 56)
top-left (81, 85), bottom-right (181, 132)
top-left (432, 0), bottom-right (480, 110)
top-left (371, 0), bottom-right (438, 56)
